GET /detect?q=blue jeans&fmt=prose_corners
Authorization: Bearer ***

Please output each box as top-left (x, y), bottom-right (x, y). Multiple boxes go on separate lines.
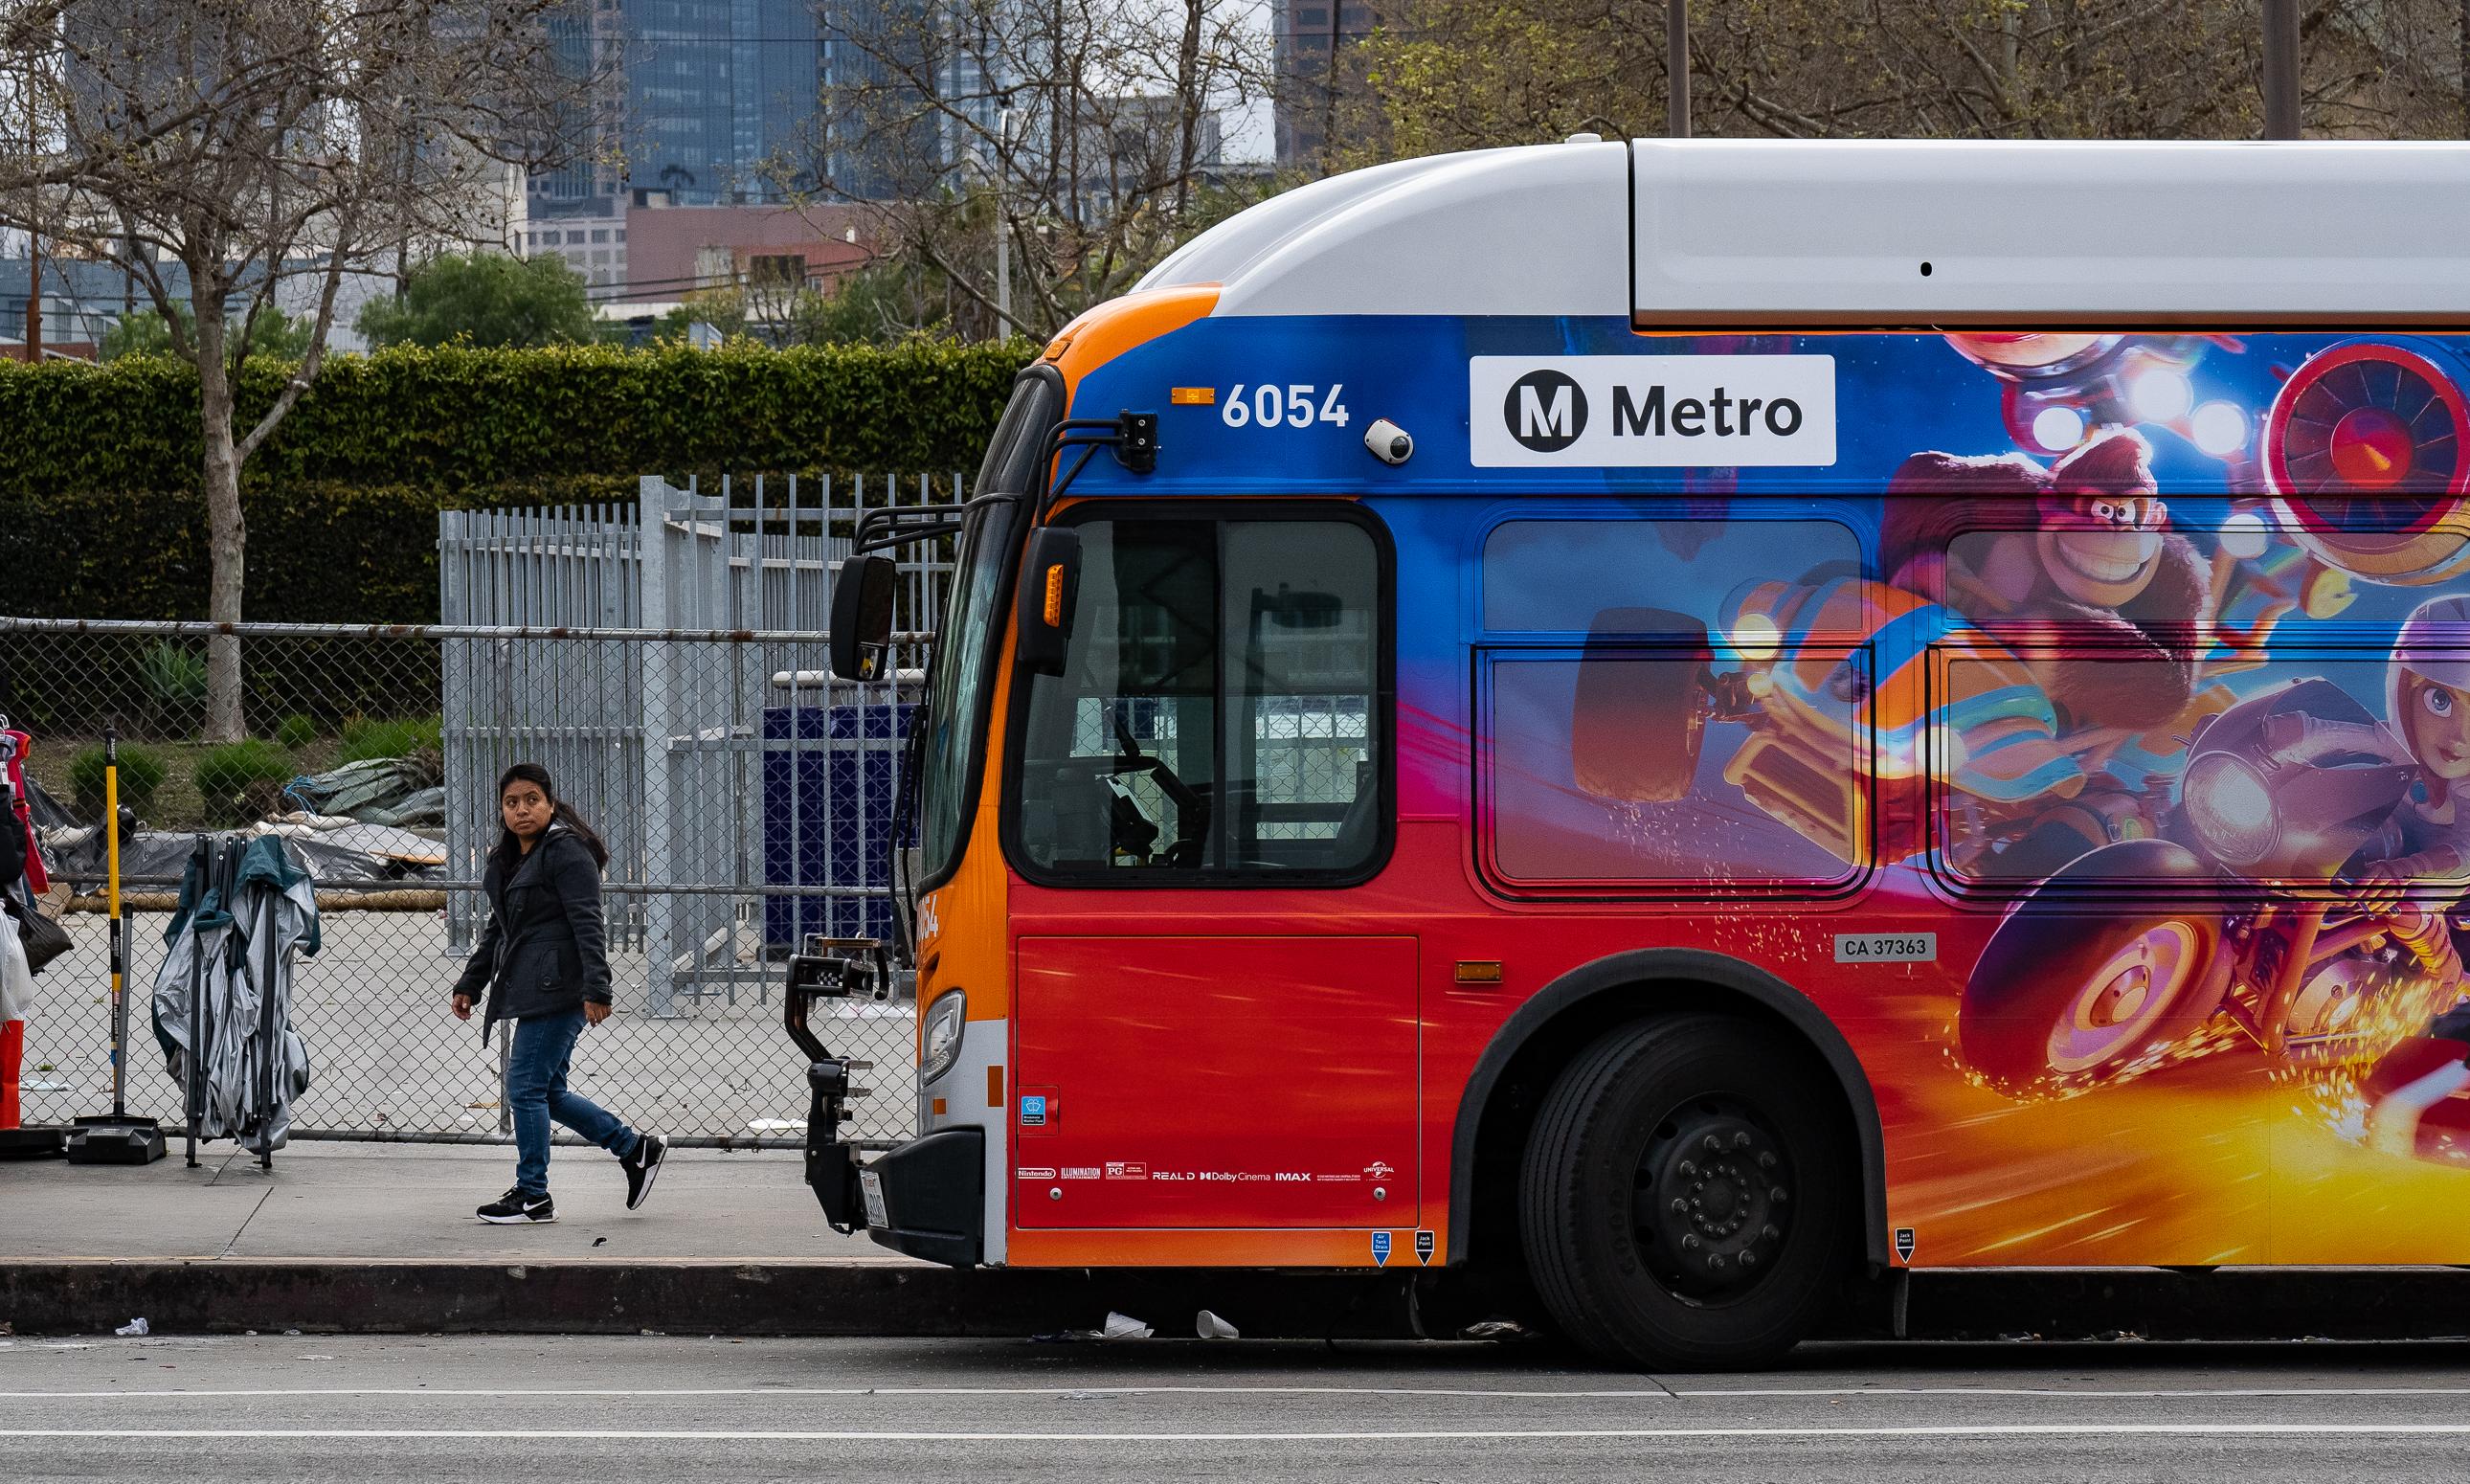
top-left (507, 1008), bottom-right (639, 1198)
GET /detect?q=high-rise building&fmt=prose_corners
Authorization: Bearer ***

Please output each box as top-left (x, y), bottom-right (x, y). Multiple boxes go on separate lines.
top-left (525, 1), bottom-right (627, 215)
top-left (526, 0), bottom-right (834, 285)
top-left (627, 0), bottom-right (826, 203)
top-left (1270, 0), bottom-right (1381, 169)
top-left (818, 0), bottom-right (946, 200)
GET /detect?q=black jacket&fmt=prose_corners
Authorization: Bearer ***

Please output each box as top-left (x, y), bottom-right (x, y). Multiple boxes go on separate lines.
top-left (1, 797), bottom-right (25, 892)
top-left (453, 823), bottom-right (611, 1040)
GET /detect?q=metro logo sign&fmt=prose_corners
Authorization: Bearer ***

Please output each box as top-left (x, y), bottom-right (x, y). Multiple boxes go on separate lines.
top-left (1470, 355), bottom-right (1837, 467)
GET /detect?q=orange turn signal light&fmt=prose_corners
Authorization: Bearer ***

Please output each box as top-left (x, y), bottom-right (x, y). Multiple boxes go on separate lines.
top-left (1043, 564), bottom-right (1067, 624)
top-left (1170, 386), bottom-right (1217, 406)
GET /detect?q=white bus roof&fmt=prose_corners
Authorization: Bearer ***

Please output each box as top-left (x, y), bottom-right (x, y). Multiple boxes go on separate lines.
top-left (1137, 139), bottom-right (2470, 324)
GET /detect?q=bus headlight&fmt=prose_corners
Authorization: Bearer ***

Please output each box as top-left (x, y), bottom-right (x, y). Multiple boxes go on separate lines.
top-left (921, 989), bottom-right (968, 1086)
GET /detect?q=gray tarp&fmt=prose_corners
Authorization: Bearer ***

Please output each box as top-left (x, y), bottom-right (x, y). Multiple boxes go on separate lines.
top-left (150, 835), bottom-right (320, 1155)
top-left (283, 756), bottom-right (443, 827)
top-left (41, 793), bottom-right (443, 885)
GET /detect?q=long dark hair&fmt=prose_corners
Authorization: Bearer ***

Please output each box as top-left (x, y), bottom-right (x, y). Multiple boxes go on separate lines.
top-left (493, 763), bottom-right (609, 871)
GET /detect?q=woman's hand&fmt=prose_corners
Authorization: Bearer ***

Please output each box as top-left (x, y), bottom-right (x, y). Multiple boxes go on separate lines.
top-left (584, 1001), bottom-right (611, 1026)
top-left (451, 994), bottom-right (473, 1022)
top-left (2350, 865), bottom-right (2411, 916)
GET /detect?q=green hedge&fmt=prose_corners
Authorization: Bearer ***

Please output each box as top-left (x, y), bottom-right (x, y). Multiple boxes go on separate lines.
top-left (0, 340), bottom-right (1034, 495)
top-left (0, 477), bottom-right (643, 622)
top-left (0, 340), bottom-right (1035, 622)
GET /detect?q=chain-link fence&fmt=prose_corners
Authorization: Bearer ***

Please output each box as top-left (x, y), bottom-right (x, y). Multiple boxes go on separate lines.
top-left (4, 483), bottom-right (954, 1149)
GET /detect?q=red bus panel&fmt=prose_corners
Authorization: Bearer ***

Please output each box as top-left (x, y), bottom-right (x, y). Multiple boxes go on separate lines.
top-left (1014, 935), bottom-right (1418, 1228)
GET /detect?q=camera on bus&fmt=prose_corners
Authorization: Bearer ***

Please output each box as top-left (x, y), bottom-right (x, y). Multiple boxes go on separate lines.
top-left (1364, 418), bottom-right (1413, 465)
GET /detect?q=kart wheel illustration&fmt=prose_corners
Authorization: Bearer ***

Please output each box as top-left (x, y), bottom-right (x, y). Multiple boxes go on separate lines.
top-left (1571, 607), bottom-right (1710, 803)
top-left (1960, 840), bottom-right (2229, 1096)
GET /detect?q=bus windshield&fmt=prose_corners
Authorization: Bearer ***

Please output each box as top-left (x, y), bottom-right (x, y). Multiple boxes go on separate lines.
top-left (914, 500), bottom-right (1019, 886)
top-left (1009, 510), bottom-right (1384, 881)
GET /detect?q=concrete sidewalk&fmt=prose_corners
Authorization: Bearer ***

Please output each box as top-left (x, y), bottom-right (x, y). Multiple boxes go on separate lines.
top-left (0, 1137), bottom-right (1439, 1341)
top-left (0, 1138), bottom-right (903, 1265)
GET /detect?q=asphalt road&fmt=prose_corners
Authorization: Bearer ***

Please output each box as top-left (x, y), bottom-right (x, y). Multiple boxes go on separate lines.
top-left (6, 1333), bottom-right (2470, 1481)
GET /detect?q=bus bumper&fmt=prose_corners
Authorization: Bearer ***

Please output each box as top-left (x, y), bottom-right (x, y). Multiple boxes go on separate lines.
top-left (782, 936), bottom-right (983, 1267)
top-left (810, 1127), bottom-right (985, 1269)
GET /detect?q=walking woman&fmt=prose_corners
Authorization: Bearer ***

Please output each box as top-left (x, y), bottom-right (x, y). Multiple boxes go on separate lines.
top-left (453, 764), bottom-right (666, 1223)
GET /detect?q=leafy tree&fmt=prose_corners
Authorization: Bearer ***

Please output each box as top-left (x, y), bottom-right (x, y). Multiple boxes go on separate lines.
top-left (650, 286), bottom-right (751, 346)
top-left (791, 261), bottom-right (956, 346)
top-left (358, 252), bottom-right (598, 349)
top-left (101, 304), bottom-right (315, 363)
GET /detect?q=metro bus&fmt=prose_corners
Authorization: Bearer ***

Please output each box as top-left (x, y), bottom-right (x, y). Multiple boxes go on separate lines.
top-left (786, 138), bottom-right (2470, 1368)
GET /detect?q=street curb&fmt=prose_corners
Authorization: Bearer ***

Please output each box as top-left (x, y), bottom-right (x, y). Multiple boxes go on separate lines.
top-left (0, 1262), bottom-right (1426, 1338)
top-left (1893, 1267), bottom-right (2470, 1342)
top-left (8, 1262), bottom-right (2470, 1341)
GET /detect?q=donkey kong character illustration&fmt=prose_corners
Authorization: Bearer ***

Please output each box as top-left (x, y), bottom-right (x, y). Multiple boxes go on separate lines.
top-left (1882, 427), bottom-right (2213, 732)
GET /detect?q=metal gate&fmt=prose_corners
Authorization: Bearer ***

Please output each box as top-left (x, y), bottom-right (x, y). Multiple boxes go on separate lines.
top-left (438, 474), bottom-right (957, 1014)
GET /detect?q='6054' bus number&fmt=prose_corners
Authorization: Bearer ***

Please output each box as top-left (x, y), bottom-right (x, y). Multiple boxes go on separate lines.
top-left (1221, 383), bottom-right (1350, 430)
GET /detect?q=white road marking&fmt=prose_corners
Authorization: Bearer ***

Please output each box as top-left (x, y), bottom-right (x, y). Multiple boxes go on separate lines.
top-left (5, 1383), bottom-right (2470, 1402)
top-left (1673, 1385), bottom-right (2470, 1399)
top-left (0, 1385), bottom-right (1673, 1401)
top-left (5, 1424), bottom-right (2470, 1442)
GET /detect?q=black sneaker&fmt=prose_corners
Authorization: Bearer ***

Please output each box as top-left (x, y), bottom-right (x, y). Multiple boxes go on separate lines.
top-left (621, 1133), bottom-right (668, 1211)
top-left (476, 1187), bottom-right (556, 1224)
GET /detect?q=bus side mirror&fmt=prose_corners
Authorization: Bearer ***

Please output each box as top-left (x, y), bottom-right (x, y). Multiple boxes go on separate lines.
top-left (829, 554), bottom-right (898, 682)
top-left (1017, 528), bottom-right (1081, 675)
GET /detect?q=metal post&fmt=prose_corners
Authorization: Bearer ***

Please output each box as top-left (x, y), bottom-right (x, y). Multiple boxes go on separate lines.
top-left (1667, 0), bottom-right (1691, 140)
top-left (104, 730), bottom-right (124, 1117)
top-left (2262, 0), bottom-right (2300, 139)
top-left (639, 476), bottom-right (678, 1018)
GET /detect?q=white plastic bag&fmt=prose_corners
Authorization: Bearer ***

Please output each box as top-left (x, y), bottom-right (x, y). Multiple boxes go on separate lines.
top-left (0, 909), bottom-right (34, 1024)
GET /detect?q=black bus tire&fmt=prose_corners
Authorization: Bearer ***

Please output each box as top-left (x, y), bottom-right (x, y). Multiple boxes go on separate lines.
top-left (1518, 1013), bottom-right (1852, 1371)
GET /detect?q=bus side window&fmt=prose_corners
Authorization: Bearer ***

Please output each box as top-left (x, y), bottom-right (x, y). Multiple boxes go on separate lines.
top-left (1476, 516), bottom-right (1870, 895)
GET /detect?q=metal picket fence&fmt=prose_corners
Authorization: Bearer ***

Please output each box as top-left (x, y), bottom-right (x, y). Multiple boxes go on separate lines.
top-left (2, 474), bottom-right (958, 1150)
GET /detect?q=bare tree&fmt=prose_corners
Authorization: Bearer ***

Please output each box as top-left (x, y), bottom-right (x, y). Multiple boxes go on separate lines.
top-left (0, 0), bottom-right (596, 737)
top-left (793, 0), bottom-right (1272, 341)
top-left (1347, 1), bottom-right (2467, 160)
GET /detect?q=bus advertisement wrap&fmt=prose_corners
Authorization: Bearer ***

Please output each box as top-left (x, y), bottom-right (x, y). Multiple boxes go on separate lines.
top-left (1045, 322), bottom-right (2470, 1270)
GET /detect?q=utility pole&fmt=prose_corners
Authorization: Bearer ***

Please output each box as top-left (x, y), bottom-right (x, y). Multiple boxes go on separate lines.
top-left (2262, 0), bottom-right (2300, 139)
top-left (1667, 0), bottom-right (1690, 139)
top-left (20, 82), bottom-right (37, 362)
top-left (1319, 0), bottom-right (1341, 169)
top-left (994, 99), bottom-right (1013, 334)
top-left (24, 230), bottom-right (39, 362)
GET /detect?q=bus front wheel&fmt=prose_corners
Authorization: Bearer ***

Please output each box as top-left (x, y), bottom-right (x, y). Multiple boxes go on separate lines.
top-left (1518, 1014), bottom-right (1852, 1371)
